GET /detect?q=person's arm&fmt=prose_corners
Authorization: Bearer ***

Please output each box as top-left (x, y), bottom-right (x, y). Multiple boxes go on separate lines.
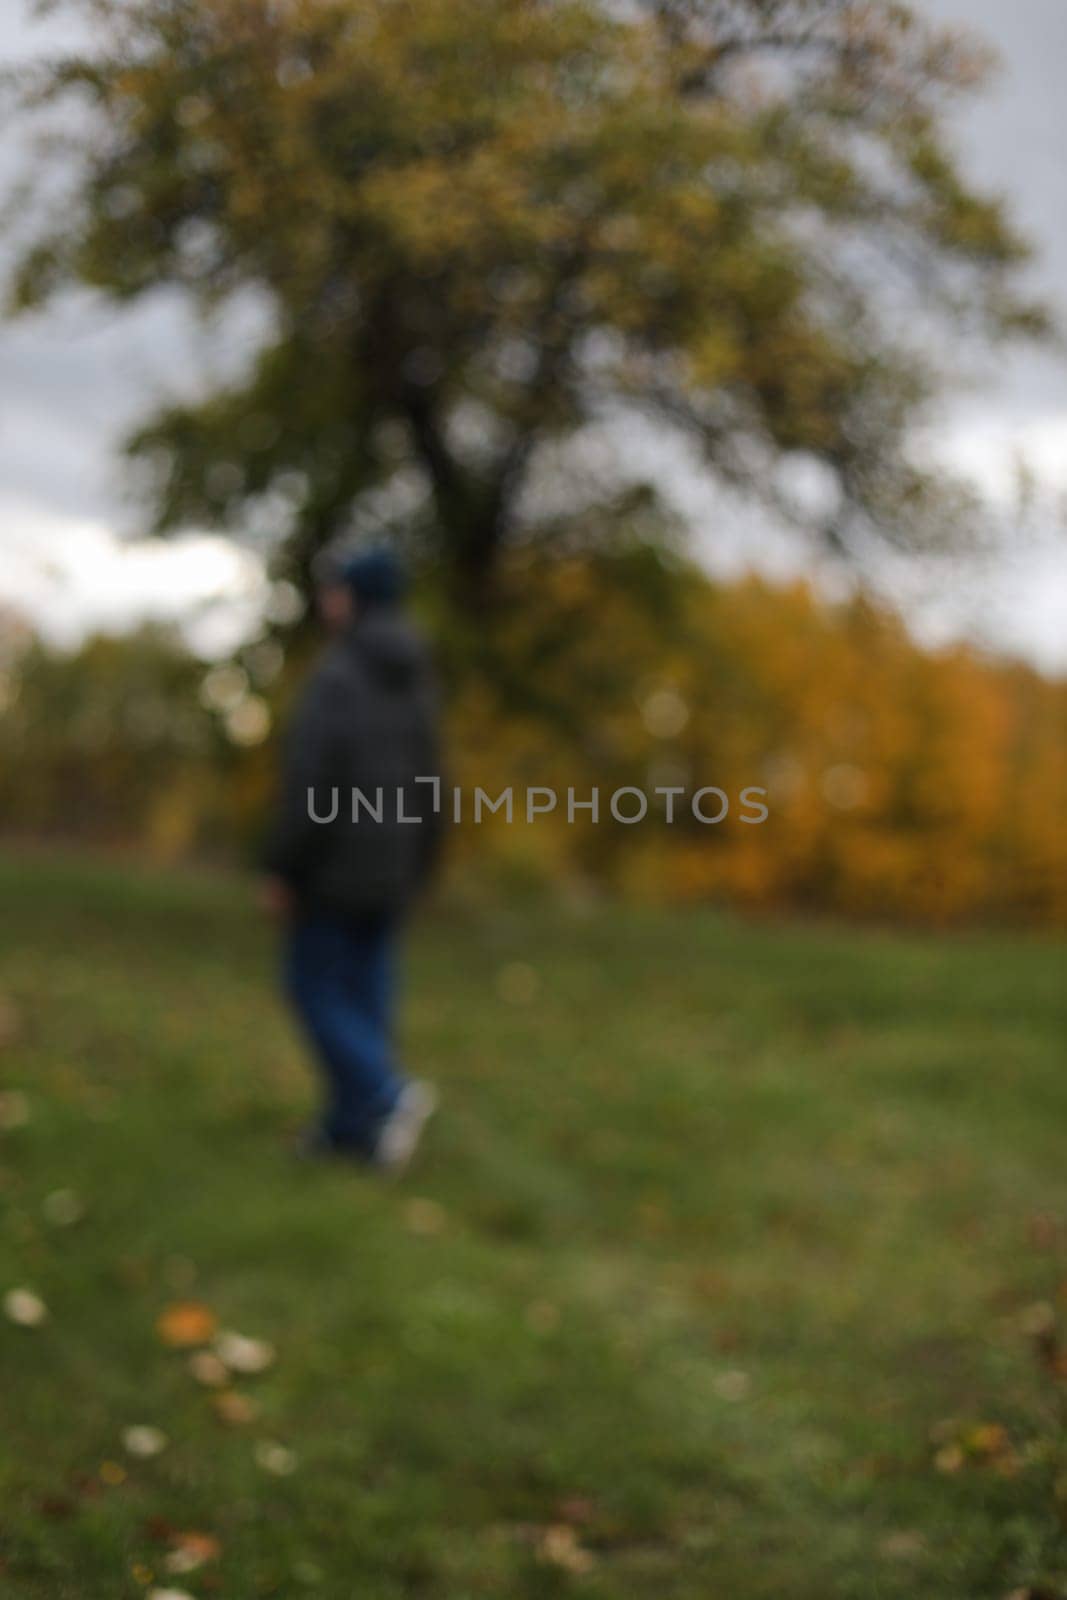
top-left (260, 672), bottom-right (342, 893)
top-left (412, 675), bottom-right (446, 891)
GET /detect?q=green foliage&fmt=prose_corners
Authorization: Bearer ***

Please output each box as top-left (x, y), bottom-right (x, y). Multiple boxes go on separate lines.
top-left (1, 854), bottom-right (1065, 1597)
top-left (0, 627), bottom-right (230, 855)
top-left (5, 0), bottom-right (1048, 603)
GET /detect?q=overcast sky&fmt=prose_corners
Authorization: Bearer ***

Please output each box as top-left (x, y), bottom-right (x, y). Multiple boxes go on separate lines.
top-left (1, 0), bottom-right (1065, 666)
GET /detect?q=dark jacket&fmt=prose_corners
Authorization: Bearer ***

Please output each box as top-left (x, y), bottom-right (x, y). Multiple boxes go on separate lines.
top-left (263, 609), bottom-right (443, 918)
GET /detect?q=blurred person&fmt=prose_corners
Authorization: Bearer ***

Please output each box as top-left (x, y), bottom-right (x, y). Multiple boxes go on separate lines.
top-left (261, 546), bottom-right (443, 1170)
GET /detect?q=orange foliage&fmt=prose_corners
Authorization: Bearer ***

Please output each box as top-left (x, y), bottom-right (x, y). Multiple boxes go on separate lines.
top-left (445, 567), bottom-right (1067, 927)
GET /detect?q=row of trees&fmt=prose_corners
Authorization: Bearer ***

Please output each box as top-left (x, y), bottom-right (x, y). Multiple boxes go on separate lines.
top-left (443, 554), bottom-right (1066, 924)
top-left (2, 564), bottom-right (1064, 926)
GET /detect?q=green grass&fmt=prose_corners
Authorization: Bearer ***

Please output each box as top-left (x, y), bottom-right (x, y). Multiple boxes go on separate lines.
top-left (1, 849), bottom-right (1065, 1599)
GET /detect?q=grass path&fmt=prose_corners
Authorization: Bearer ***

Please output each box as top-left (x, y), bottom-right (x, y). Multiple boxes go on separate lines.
top-left (1, 851), bottom-right (1065, 1598)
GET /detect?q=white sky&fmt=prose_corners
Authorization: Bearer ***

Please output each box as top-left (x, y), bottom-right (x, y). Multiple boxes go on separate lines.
top-left (0, 0), bottom-right (1065, 667)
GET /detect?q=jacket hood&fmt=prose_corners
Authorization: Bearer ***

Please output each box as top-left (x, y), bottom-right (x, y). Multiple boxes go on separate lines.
top-left (344, 609), bottom-right (427, 690)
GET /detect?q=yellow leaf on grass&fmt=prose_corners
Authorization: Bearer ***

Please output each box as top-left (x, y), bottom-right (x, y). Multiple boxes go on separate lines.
top-left (965, 1423), bottom-right (1009, 1458)
top-left (538, 1524), bottom-right (595, 1575)
top-left (934, 1444), bottom-right (964, 1474)
top-left (156, 1301), bottom-right (217, 1348)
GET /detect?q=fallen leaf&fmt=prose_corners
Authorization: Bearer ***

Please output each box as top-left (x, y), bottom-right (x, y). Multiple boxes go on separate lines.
top-left (538, 1524), bottom-right (595, 1575)
top-left (123, 1425), bottom-right (168, 1459)
top-left (254, 1440), bottom-right (297, 1476)
top-left (211, 1391), bottom-right (259, 1426)
top-left (966, 1423), bottom-right (1009, 1458)
top-left (100, 1461), bottom-right (127, 1486)
top-left (4, 1287), bottom-right (47, 1327)
top-left (215, 1331), bottom-right (275, 1374)
top-left (188, 1350), bottom-right (229, 1388)
top-left (156, 1301), bottom-right (217, 1348)
top-left (164, 1531), bottom-right (221, 1575)
top-left (934, 1444), bottom-right (964, 1474)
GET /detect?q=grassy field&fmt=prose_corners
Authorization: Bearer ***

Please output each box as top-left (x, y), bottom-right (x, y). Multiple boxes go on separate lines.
top-left (0, 849), bottom-right (1065, 1599)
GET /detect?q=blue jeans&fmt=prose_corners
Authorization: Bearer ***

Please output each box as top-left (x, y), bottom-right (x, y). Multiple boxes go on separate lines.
top-left (284, 911), bottom-right (405, 1153)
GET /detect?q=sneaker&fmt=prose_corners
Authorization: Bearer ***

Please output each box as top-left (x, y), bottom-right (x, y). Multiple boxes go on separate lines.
top-left (374, 1081), bottom-right (439, 1174)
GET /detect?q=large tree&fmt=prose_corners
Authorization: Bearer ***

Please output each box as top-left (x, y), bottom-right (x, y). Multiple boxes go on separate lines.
top-left (5, 0), bottom-right (1047, 607)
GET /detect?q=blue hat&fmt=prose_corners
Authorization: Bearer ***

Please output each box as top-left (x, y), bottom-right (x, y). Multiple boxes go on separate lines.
top-left (340, 546), bottom-right (408, 608)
